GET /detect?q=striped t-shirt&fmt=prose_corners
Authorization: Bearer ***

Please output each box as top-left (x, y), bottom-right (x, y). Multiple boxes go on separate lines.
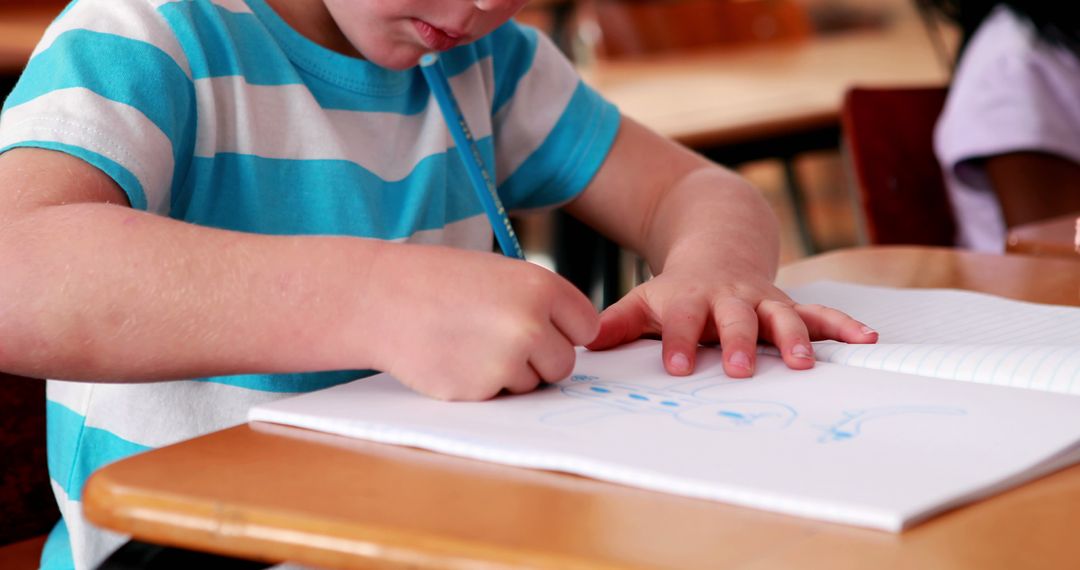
top-left (0, 1), bottom-right (620, 568)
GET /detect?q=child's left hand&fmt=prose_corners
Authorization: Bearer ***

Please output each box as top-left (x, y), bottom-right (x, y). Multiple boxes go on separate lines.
top-left (586, 257), bottom-right (878, 378)
top-left (566, 116), bottom-right (877, 378)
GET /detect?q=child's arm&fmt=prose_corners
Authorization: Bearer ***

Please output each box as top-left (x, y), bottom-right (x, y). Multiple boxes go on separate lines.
top-left (985, 152), bottom-right (1080, 227)
top-left (0, 148), bottom-right (598, 400)
top-left (564, 117), bottom-right (878, 378)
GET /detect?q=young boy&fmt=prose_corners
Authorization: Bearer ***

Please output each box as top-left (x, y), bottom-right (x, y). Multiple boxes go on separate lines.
top-left (0, 0), bottom-right (876, 567)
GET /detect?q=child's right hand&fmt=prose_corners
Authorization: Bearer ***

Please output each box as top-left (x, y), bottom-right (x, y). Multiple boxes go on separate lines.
top-left (362, 244), bottom-right (599, 401)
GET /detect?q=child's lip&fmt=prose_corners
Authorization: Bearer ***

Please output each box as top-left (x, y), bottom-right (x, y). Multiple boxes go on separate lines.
top-left (437, 26), bottom-right (466, 39)
top-left (412, 19), bottom-right (465, 51)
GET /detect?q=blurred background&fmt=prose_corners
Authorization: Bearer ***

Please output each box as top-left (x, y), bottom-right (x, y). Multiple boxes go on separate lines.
top-left (2, 0), bottom-right (1076, 309)
top-left (513, 0), bottom-right (963, 304)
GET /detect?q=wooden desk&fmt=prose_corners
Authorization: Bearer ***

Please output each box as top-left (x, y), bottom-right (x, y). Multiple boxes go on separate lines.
top-left (778, 246), bottom-right (1080, 306)
top-left (576, 2), bottom-right (953, 265)
top-left (84, 247), bottom-right (1080, 569)
top-left (1006, 214), bottom-right (1080, 259)
top-left (582, 13), bottom-right (952, 150)
top-left (0, 6), bottom-right (57, 76)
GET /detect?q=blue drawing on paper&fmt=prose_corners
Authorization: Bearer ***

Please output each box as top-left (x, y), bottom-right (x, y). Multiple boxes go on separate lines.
top-left (540, 374), bottom-right (798, 431)
top-left (816, 406), bottom-right (967, 443)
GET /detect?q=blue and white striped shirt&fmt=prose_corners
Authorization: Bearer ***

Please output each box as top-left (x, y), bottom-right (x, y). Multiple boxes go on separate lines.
top-left (0, 1), bottom-right (620, 567)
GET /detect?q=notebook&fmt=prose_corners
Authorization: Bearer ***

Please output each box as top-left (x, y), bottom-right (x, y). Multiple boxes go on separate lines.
top-left (249, 282), bottom-right (1080, 531)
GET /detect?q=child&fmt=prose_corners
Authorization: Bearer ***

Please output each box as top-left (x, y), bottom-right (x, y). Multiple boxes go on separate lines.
top-left (0, 0), bottom-right (876, 567)
top-left (932, 0), bottom-right (1080, 252)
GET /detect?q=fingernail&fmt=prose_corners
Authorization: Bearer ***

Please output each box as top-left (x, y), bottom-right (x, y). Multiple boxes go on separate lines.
top-left (670, 352), bottom-right (691, 373)
top-left (792, 344), bottom-right (813, 359)
top-left (861, 326), bottom-right (877, 336)
top-left (729, 351), bottom-right (752, 370)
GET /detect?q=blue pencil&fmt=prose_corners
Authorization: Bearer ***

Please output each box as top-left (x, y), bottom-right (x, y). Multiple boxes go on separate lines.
top-left (419, 52), bottom-right (525, 260)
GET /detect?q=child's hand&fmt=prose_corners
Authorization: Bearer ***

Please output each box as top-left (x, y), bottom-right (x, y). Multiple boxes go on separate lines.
top-left (585, 260), bottom-right (877, 378)
top-left (365, 244), bottom-right (599, 401)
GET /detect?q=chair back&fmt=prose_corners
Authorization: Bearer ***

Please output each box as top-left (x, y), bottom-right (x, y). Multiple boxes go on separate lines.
top-left (0, 374), bottom-right (59, 545)
top-left (583, 0), bottom-right (812, 59)
top-left (841, 86), bottom-right (956, 245)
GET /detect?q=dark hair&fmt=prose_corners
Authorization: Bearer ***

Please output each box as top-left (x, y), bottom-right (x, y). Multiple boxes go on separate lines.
top-left (923, 0), bottom-right (1080, 58)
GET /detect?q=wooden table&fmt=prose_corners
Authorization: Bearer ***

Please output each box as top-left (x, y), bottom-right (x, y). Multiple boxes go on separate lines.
top-left (1006, 214), bottom-right (1079, 259)
top-left (574, 0), bottom-right (954, 268)
top-left (582, 7), bottom-right (952, 150)
top-left (84, 246), bottom-right (1080, 569)
top-left (778, 246), bottom-right (1080, 306)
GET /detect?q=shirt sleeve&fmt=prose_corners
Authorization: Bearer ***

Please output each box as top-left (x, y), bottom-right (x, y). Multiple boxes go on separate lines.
top-left (486, 22), bottom-right (621, 211)
top-left (0, 0), bottom-right (196, 214)
top-left (935, 14), bottom-right (1080, 189)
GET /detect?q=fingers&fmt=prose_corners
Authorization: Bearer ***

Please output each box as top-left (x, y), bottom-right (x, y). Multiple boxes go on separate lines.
top-left (468, 324), bottom-right (576, 399)
top-left (548, 276), bottom-right (601, 346)
top-left (460, 270), bottom-right (594, 399)
top-left (528, 323), bottom-right (578, 383)
top-left (660, 297), bottom-right (708, 375)
top-left (794, 304), bottom-right (878, 344)
top-left (506, 323), bottom-right (578, 395)
top-left (756, 300), bottom-right (815, 370)
top-left (714, 298), bottom-right (758, 378)
top-left (502, 363), bottom-right (543, 395)
top-left (586, 294), bottom-right (651, 350)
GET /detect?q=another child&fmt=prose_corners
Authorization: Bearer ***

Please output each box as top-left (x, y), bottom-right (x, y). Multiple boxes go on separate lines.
top-left (932, 0), bottom-right (1080, 251)
top-left (0, 1), bottom-right (876, 567)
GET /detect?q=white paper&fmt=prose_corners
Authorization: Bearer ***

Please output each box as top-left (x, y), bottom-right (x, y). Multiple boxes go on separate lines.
top-left (250, 340), bottom-right (1080, 532)
top-left (786, 282), bottom-right (1080, 393)
top-left (787, 281), bottom-right (1080, 346)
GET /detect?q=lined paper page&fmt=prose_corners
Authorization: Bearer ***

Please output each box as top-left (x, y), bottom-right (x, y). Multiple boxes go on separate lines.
top-left (785, 282), bottom-right (1080, 393)
top-left (251, 341), bottom-right (1080, 532)
top-left (809, 343), bottom-right (1080, 394)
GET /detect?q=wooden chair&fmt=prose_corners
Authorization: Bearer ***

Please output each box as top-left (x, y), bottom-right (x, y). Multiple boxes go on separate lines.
top-left (841, 86), bottom-right (956, 245)
top-left (1, 25), bottom-right (61, 563)
top-left (0, 373), bottom-right (59, 570)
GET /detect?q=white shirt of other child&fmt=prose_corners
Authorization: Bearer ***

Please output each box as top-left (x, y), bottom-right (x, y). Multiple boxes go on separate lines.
top-left (935, 5), bottom-right (1080, 252)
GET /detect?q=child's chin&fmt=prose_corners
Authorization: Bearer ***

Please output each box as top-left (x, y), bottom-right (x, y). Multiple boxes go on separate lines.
top-left (365, 48), bottom-right (428, 71)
